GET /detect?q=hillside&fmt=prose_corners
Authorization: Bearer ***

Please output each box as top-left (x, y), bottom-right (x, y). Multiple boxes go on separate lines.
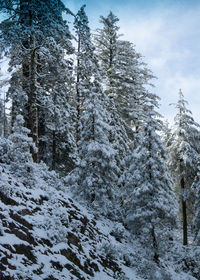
top-left (0, 163), bottom-right (199, 280)
top-left (0, 164), bottom-right (141, 280)
top-left (1, 1), bottom-right (200, 279)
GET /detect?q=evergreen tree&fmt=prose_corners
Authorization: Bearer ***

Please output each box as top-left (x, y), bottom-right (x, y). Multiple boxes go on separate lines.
top-left (74, 5), bottom-right (96, 145)
top-left (8, 114), bottom-right (36, 175)
top-left (95, 11), bottom-right (120, 88)
top-left (70, 7), bottom-right (119, 217)
top-left (37, 34), bottom-right (75, 173)
top-left (120, 108), bottom-right (177, 262)
top-left (161, 120), bottom-right (173, 150)
top-left (0, 68), bottom-right (9, 138)
top-left (95, 14), bottom-right (132, 168)
top-left (109, 39), bottom-right (155, 129)
top-left (74, 80), bottom-right (119, 217)
top-left (0, 0), bottom-right (74, 167)
top-left (169, 89), bottom-right (200, 245)
top-left (95, 14), bottom-right (154, 131)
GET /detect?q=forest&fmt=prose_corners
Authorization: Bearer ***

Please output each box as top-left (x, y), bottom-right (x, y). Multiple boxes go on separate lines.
top-left (0, 1), bottom-right (200, 279)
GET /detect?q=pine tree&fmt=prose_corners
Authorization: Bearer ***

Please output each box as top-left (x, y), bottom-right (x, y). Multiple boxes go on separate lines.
top-left (169, 89), bottom-right (200, 245)
top-left (70, 7), bottom-right (119, 217)
top-left (95, 11), bottom-right (120, 88)
top-left (120, 108), bottom-right (177, 262)
top-left (37, 34), bottom-right (75, 173)
top-left (74, 80), bottom-right (119, 217)
top-left (161, 120), bottom-right (173, 150)
top-left (0, 0), bottom-right (74, 167)
top-left (8, 114), bottom-right (36, 175)
top-left (74, 5), bottom-right (96, 145)
top-left (95, 14), bottom-right (132, 168)
top-left (95, 14), bottom-right (154, 130)
top-left (0, 67), bottom-right (9, 138)
top-left (108, 97), bottom-right (131, 175)
top-left (109, 39), bottom-right (155, 129)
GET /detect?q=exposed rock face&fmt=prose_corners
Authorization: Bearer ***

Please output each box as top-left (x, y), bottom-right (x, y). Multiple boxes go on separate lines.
top-left (0, 168), bottom-right (131, 280)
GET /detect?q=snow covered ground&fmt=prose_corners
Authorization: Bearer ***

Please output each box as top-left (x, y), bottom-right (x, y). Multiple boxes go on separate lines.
top-left (0, 163), bottom-right (199, 279)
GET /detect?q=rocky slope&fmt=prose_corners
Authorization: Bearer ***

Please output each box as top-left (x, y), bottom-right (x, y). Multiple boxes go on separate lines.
top-left (0, 164), bottom-right (199, 280)
top-left (0, 165), bottom-right (140, 280)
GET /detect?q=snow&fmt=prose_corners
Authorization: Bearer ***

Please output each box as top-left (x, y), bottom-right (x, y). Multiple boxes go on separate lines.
top-left (0, 3), bottom-right (200, 279)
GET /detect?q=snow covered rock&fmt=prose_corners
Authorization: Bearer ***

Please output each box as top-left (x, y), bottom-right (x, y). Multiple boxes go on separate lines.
top-left (0, 165), bottom-right (137, 280)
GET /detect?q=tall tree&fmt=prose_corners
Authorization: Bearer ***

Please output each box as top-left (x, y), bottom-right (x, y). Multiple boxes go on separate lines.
top-left (95, 14), bottom-right (154, 130)
top-left (0, 67), bottom-right (9, 138)
top-left (70, 7), bottom-right (119, 217)
top-left (0, 0), bottom-right (74, 167)
top-left (120, 107), bottom-right (177, 262)
top-left (95, 11), bottom-right (120, 88)
top-left (74, 5), bottom-right (94, 145)
top-left (37, 32), bottom-right (75, 172)
top-left (108, 39), bottom-right (155, 129)
top-left (169, 89), bottom-right (200, 245)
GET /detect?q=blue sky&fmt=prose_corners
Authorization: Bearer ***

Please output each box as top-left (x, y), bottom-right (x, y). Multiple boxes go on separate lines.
top-left (64, 0), bottom-right (200, 123)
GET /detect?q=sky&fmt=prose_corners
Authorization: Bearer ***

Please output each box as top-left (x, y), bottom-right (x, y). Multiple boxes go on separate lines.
top-left (64, 0), bottom-right (200, 123)
top-left (0, 0), bottom-right (199, 124)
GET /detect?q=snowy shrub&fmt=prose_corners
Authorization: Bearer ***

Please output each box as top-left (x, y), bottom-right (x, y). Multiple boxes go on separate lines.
top-left (115, 273), bottom-right (129, 280)
top-left (168, 243), bottom-right (200, 279)
top-left (97, 240), bottom-right (119, 260)
top-left (110, 222), bottom-right (128, 242)
top-left (123, 252), bottom-right (137, 268)
top-left (35, 161), bottom-right (62, 190)
top-left (6, 115), bottom-right (37, 179)
top-left (178, 251), bottom-right (200, 279)
top-left (0, 137), bottom-right (12, 164)
top-left (44, 214), bottom-right (67, 244)
top-left (42, 200), bottom-right (68, 244)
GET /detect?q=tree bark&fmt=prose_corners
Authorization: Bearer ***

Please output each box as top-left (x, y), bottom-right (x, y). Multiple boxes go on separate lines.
top-left (76, 35), bottom-right (81, 144)
top-left (51, 90), bottom-right (57, 170)
top-left (52, 130), bottom-right (56, 170)
top-left (28, 33), bottom-right (38, 163)
top-left (181, 176), bottom-right (188, 245)
top-left (151, 226), bottom-right (159, 264)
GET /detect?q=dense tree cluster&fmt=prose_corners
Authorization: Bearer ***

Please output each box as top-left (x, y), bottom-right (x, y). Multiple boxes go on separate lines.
top-left (0, 1), bottom-right (200, 266)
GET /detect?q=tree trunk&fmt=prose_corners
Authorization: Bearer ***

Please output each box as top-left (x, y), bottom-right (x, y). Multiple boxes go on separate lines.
top-left (52, 130), bottom-right (56, 170)
top-left (36, 52), bottom-right (46, 163)
top-left (3, 94), bottom-right (8, 137)
top-left (179, 101), bottom-right (188, 246)
top-left (76, 36), bottom-right (81, 144)
top-left (29, 33), bottom-right (38, 162)
top-left (51, 89), bottom-right (58, 170)
top-left (151, 226), bottom-right (159, 264)
top-left (38, 107), bottom-right (46, 162)
top-left (181, 176), bottom-right (188, 245)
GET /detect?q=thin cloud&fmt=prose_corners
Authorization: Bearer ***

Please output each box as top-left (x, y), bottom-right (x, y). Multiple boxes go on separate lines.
top-left (119, 5), bottom-right (200, 122)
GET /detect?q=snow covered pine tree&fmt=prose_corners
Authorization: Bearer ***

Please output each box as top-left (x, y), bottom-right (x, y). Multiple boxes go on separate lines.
top-left (0, 0), bottom-right (74, 170)
top-left (71, 6), bottom-right (119, 217)
top-left (120, 101), bottom-right (177, 262)
top-left (169, 89), bottom-right (200, 245)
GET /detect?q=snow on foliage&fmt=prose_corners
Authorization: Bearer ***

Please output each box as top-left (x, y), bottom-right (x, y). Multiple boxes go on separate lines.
top-left (0, 2), bottom-right (200, 279)
top-left (120, 109), bottom-right (178, 262)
